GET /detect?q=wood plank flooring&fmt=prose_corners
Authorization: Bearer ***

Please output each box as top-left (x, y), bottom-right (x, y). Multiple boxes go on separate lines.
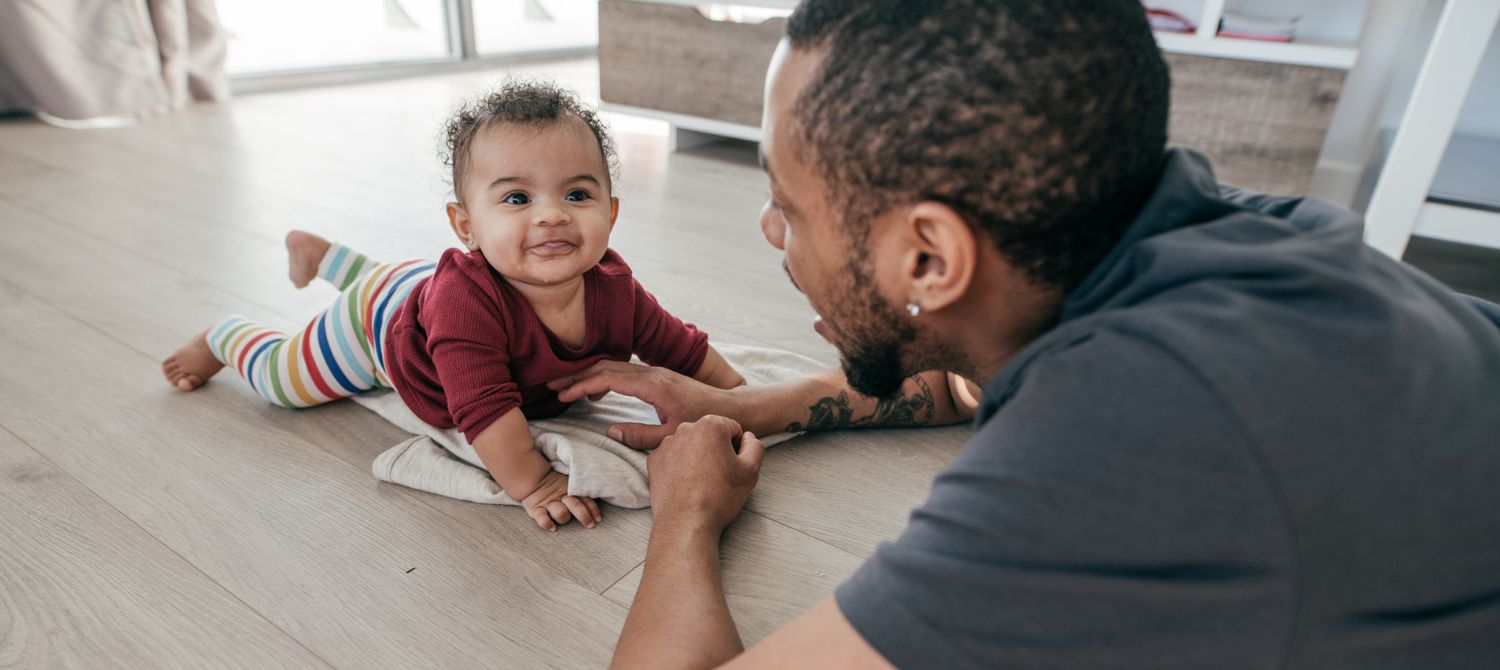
top-left (0, 58), bottom-right (970, 667)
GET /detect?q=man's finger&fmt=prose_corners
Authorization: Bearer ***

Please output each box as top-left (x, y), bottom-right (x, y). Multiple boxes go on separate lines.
top-left (546, 360), bottom-right (641, 391)
top-left (698, 415), bottom-right (744, 440)
top-left (608, 422), bottom-right (676, 450)
top-left (738, 431), bottom-right (767, 470)
top-left (555, 371), bottom-right (657, 404)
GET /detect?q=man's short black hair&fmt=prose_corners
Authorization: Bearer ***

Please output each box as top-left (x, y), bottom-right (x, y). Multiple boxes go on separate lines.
top-left (786, 0), bottom-right (1170, 291)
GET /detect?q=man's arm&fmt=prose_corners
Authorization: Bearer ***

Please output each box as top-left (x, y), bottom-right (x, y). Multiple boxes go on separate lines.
top-left (609, 417), bottom-right (893, 670)
top-left (611, 417), bottom-right (762, 669)
top-left (613, 513), bottom-right (741, 669)
top-left (776, 370), bottom-right (979, 432)
top-left (722, 598), bottom-right (893, 669)
top-left (549, 363), bottom-right (977, 450)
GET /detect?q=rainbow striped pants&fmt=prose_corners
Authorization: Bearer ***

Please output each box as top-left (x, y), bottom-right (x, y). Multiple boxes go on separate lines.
top-left (207, 243), bottom-right (435, 408)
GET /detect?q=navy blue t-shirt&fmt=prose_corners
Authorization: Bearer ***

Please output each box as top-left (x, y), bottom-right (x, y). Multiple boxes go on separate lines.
top-left (836, 149), bottom-right (1500, 668)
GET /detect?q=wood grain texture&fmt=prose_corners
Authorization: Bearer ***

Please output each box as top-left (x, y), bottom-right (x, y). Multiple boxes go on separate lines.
top-left (747, 427), bottom-right (972, 558)
top-left (0, 280), bottom-right (627, 668)
top-left (1165, 53), bottom-right (1346, 195)
top-left (603, 513), bottom-right (864, 645)
top-left (599, 0), bottom-right (785, 127)
top-left (0, 58), bottom-right (972, 665)
top-left (267, 399), bottom-right (658, 593)
top-left (0, 427), bottom-right (326, 669)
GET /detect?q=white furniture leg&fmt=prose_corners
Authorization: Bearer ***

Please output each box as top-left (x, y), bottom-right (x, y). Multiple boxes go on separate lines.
top-left (1363, 0), bottom-right (1500, 259)
top-left (668, 125), bottom-right (722, 152)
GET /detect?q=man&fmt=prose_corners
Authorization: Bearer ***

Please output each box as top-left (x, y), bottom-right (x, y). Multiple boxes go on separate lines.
top-left (552, 1), bottom-right (1500, 667)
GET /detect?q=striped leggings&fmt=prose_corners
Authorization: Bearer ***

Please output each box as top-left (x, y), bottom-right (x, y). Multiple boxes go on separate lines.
top-left (207, 243), bottom-right (435, 408)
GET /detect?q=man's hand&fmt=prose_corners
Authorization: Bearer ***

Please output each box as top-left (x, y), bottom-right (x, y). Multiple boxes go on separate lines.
top-left (549, 361), bottom-right (739, 450)
top-left (517, 471), bottom-right (602, 532)
top-left (550, 362), bottom-right (977, 453)
top-left (648, 416), bottom-right (765, 532)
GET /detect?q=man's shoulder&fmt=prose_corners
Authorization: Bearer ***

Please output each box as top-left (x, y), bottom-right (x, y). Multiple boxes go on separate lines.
top-left (839, 327), bottom-right (1295, 670)
top-left (974, 325), bottom-right (1248, 467)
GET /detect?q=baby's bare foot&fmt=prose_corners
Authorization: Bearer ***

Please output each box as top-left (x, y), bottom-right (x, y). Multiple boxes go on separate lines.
top-left (286, 230), bottom-right (331, 289)
top-left (162, 329), bottom-right (225, 392)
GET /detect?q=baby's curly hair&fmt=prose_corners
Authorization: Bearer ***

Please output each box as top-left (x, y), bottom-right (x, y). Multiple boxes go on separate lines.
top-left (442, 78), bottom-right (618, 202)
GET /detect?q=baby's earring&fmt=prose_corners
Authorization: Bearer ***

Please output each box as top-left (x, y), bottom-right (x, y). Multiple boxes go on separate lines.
top-left (906, 301), bottom-right (922, 317)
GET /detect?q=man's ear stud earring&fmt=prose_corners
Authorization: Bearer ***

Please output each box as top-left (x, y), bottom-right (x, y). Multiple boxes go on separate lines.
top-left (906, 302), bottom-right (922, 317)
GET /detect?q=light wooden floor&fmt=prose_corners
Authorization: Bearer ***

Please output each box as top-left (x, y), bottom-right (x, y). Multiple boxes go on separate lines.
top-left (0, 59), bottom-right (971, 668)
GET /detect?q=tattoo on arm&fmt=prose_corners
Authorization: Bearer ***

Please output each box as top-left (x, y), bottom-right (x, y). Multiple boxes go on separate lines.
top-left (787, 375), bottom-right (936, 432)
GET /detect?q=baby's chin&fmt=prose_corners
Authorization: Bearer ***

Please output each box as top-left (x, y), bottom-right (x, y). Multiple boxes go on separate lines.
top-left (492, 261), bottom-right (592, 288)
top-left (484, 244), bottom-right (608, 286)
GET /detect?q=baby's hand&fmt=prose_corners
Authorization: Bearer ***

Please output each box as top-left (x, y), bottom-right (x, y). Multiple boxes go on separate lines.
top-left (519, 471), bottom-right (602, 531)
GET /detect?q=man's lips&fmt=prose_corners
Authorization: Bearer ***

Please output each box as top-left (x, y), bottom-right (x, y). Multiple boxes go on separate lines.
top-left (528, 240), bottom-right (578, 256)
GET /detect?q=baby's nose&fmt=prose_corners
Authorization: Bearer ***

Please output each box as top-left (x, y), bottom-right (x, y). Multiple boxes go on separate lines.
top-left (534, 206), bottom-right (570, 226)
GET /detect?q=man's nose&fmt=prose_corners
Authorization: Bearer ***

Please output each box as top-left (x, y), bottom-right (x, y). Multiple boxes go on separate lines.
top-left (760, 200), bottom-right (785, 250)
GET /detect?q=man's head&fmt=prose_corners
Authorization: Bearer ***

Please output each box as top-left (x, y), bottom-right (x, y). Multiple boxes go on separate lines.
top-left (761, 0), bottom-right (1169, 398)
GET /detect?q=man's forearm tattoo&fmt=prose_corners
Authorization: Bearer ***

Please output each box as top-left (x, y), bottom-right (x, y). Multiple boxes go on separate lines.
top-left (787, 374), bottom-right (936, 432)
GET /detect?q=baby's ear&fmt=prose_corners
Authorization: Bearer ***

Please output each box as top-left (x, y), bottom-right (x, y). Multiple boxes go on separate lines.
top-left (608, 197), bottom-right (621, 231)
top-left (446, 202), bottom-right (477, 250)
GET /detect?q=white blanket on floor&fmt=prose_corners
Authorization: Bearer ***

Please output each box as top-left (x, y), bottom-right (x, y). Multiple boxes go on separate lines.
top-left (351, 344), bottom-right (825, 508)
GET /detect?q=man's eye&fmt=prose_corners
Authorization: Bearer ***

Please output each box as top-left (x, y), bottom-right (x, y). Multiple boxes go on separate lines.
top-left (565, 189), bottom-right (591, 202)
top-left (502, 192), bottom-right (530, 205)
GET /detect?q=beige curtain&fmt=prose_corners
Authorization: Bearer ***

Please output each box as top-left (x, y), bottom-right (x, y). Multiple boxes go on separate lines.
top-left (0, 0), bottom-right (230, 127)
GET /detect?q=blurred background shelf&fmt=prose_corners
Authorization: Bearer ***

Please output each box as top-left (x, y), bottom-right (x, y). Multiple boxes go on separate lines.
top-left (1152, 31), bottom-right (1357, 69)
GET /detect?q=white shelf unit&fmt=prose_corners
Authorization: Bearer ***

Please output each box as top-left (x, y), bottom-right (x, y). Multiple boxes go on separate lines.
top-left (1151, 31), bottom-right (1357, 69)
top-left (601, 102), bottom-right (762, 152)
top-left (606, 0), bottom-right (1373, 152)
top-left (1149, 0), bottom-right (1366, 68)
top-left (1363, 0), bottom-right (1500, 256)
top-left (601, 0), bottom-right (1500, 256)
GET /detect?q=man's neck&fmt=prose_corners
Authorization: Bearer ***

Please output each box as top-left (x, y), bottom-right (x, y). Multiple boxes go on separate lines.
top-left (941, 263), bottom-right (1064, 385)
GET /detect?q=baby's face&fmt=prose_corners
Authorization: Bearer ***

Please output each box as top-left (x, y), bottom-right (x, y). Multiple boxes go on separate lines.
top-left (452, 119), bottom-right (617, 289)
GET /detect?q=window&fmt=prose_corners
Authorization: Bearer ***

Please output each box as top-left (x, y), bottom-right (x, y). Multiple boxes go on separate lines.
top-left (219, 0), bottom-right (453, 75)
top-left (473, 0), bottom-right (599, 55)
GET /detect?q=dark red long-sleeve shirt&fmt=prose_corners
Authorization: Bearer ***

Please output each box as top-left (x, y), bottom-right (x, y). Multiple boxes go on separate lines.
top-left (384, 247), bottom-right (708, 442)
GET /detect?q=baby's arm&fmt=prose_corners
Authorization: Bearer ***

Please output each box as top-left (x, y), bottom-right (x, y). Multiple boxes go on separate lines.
top-left (691, 345), bottom-right (745, 390)
top-left (469, 408), bottom-right (601, 531)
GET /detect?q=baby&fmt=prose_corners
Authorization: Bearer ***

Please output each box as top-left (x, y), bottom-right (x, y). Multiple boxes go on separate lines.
top-left (161, 80), bottom-right (745, 531)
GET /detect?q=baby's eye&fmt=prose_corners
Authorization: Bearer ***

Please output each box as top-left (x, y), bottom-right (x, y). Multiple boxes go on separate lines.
top-left (565, 189), bottom-right (591, 202)
top-left (502, 192), bottom-right (530, 206)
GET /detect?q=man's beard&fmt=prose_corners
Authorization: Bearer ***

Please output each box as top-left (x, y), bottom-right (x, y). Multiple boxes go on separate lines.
top-left (832, 263), bottom-right (919, 401)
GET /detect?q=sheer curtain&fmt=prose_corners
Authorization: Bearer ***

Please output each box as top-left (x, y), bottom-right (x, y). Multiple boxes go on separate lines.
top-left (0, 0), bottom-right (230, 127)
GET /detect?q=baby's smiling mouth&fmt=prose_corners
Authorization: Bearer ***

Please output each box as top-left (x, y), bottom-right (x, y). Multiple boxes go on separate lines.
top-left (527, 239), bottom-right (579, 256)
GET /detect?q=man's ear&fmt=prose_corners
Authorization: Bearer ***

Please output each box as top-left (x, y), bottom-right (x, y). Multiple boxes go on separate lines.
top-left (447, 202), bottom-right (477, 250)
top-left (609, 196), bottom-right (620, 232)
top-left (900, 201), bottom-right (977, 314)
